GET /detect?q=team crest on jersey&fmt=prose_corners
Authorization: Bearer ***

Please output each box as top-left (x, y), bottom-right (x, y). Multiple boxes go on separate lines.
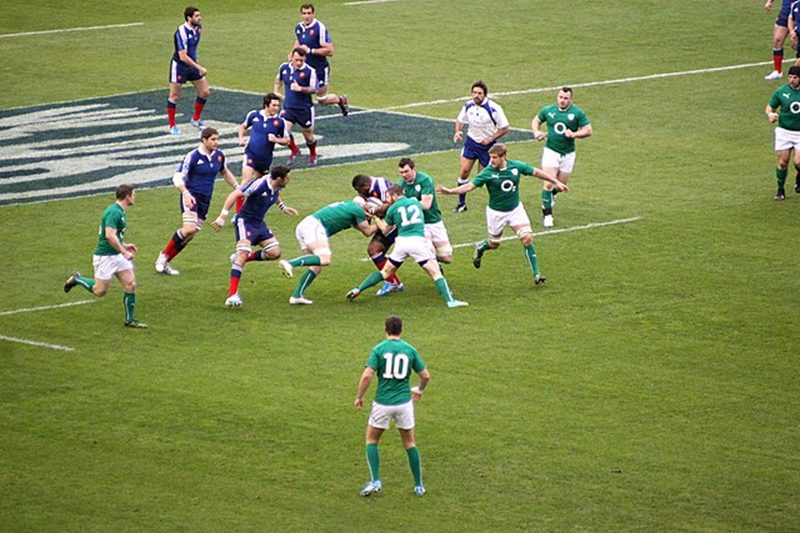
top-left (310, 29), bottom-right (316, 35)
top-left (0, 88), bottom-right (529, 205)
top-left (568, 113), bottom-right (575, 120)
top-left (273, 120), bottom-right (280, 126)
top-left (217, 155), bottom-right (223, 162)
top-left (299, 72), bottom-right (306, 78)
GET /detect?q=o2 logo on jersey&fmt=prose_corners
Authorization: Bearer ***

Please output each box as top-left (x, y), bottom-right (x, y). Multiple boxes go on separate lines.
top-left (553, 122), bottom-right (568, 135)
top-left (790, 101), bottom-right (800, 114)
top-left (500, 179), bottom-right (516, 193)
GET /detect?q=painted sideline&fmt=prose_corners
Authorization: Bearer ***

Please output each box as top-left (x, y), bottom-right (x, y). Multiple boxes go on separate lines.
top-left (383, 60), bottom-right (781, 110)
top-left (0, 300), bottom-right (94, 317)
top-left (0, 23), bottom-right (144, 39)
top-left (0, 334), bottom-right (75, 352)
top-left (343, 0), bottom-right (399, 5)
top-left (452, 217), bottom-right (643, 249)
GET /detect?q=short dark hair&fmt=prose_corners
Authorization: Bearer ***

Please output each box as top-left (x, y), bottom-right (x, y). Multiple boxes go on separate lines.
top-left (200, 126), bottom-right (218, 140)
top-left (398, 157), bottom-right (415, 169)
top-left (270, 164), bottom-right (291, 180)
top-left (292, 47), bottom-right (307, 57)
top-left (352, 174), bottom-right (371, 190)
top-left (184, 6), bottom-right (200, 21)
top-left (263, 92), bottom-right (281, 108)
top-left (560, 86), bottom-right (573, 95)
top-left (387, 184), bottom-right (404, 196)
top-left (471, 80), bottom-right (488, 95)
top-left (385, 315), bottom-right (403, 336)
top-left (789, 66), bottom-right (800, 77)
top-left (116, 183), bottom-right (135, 200)
top-left (301, 3), bottom-right (315, 12)
top-left (488, 143), bottom-right (507, 157)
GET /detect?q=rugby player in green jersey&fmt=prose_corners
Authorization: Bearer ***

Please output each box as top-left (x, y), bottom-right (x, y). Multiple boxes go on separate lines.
top-left (63, 184), bottom-right (147, 328)
top-left (531, 87), bottom-right (592, 227)
top-left (279, 199), bottom-right (376, 304)
top-left (766, 65), bottom-right (800, 200)
top-left (438, 144), bottom-right (567, 286)
top-left (355, 315), bottom-right (430, 497)
top-left (346, 186), bottom-right (468, 308)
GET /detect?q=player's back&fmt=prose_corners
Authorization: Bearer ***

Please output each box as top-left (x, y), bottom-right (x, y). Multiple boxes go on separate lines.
top-left (386, 196), bottom-right (426, 238)
top-left (370, 338), bottom-right (424, 406)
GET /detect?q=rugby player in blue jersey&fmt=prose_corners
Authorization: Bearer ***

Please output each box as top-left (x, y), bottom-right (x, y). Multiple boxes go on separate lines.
top-left (235, 93), bottom-right (290, 212)
top-left (274, 48), bottom-right (320, 166)
top-left (211, 164), bottom-right (298, 307)
top-left (765, 0), bottom-right (796, 80)
top-left (292, 3), bottom-right (349, 116)
top-left (155, 127), bottom-right (239, 276)
top-left (167, 6), bottom-right (210, 135)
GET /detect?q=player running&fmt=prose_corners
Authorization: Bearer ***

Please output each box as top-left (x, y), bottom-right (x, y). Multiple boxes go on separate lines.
top-left (211, 165), bottom-right (298, 307)
top-left (274, 48), bottom-right (320, 166)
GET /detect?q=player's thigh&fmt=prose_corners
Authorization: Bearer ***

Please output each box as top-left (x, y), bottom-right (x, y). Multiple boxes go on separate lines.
top-left (425, 222), bottom-right (452, 256)
top-left (458, 156), bottom-right (477, 176)
top-left (115, 268), bottom-right (137, 292)
top-left (258, 236), bottom-right (281, 258)
top-left (394, 401), bottom-right (416, 430)
top-left (192, 76), bottom-right (210, 98)
top-left (295, 216), bottom-right (328, 250)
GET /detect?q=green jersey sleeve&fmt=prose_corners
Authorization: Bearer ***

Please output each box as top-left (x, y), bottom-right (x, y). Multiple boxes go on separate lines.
top-left (367, 347), bottom-right (380, 370)
top-left (769, 89), bottom-right (781, 110)
top-left (471, 167), bottom-right (491, 187)
top-left (577, 108), bottom-right (590, 127)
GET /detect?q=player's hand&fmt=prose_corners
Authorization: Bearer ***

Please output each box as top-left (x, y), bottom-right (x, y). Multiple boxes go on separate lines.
top-left (411, 386), bottom-right (423, 402)
top-left (765, 0), bottom-right (773, 11)
top-left (238, 137), bottom-right (247, 147)
top-left (290, 81), bottom-right (302, 92)
top-left (303, 45), bottom-right (312, 54)
top-left (768, 112), bottom-right (779, 123)
top-left (182, 191), bottom-right (196, 208)
top-left (198, 66), bottom-right (208, 77)
top-left (211, 216), bottom-right (226, 231)
top-left (122, 248), bottom-right (135, 260)
top-left (436, 185), bottom-right (452, 195)
top-left (354, 398), bottom-right (363, 410)
top-left (554, 180), bottom-right (569, 193)
top-left (124, 243), bottom-right (138, 253)
top-left (564, 130), bottom-right (576, 139)
top-left (533, 130), bottom-right (547, 141)
top-left (282, 206), bottom-right (299, 216)
top-left (453, 131), bottom-right (463, 143)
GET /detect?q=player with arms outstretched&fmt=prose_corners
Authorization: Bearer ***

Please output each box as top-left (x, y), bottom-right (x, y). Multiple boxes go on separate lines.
top-left (438, 144), bottom-right (567, 285)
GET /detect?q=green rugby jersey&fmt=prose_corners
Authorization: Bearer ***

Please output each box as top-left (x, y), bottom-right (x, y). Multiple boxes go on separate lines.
top-left (313, 200), bottom-right (367, 237)
top-left (385, 196), bottom-right (427, 238)
top-left (367, 338), bottom-right (426, 406)
top-left (397, 170), bottom-right (442, 224)
top-left (472, 160), bottom-right (535, 212)
top-left (94, 202), bottom-right (126, 256)
top-left (536, 103), bottom-right (590, 155)
top-left (769, 83), bottom-right (800, 131)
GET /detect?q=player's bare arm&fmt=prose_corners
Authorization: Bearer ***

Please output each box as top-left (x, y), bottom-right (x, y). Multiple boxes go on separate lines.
top-left (221, 168), bottom-right (239, 190)
top-left (211, 189), bottom-right (244, 231)
top-left (531, 116), bottom-right (547, 141)
top-left (534, 169), bottom-right (569, 192)
top-left (438, 182), bottom-right (477, 196)
top-left (411, 369), bottom-right (430, 402)
top-left (565, 124), bottom-right (593, 139)
top-left (354, 367), bottom-right (375, 410)
top-left (237, 123), bottom-right (248, 146)
top-left (766, 104), bottom-right (780, 123)
top-left (483, 125), bottom-right (509, 145)
top-left (356, 219), bottom-right (378, 237)
top-left (277, 195), bottom-right (299, 216)
top-left (268, 133), bottom-right (291, 146)
top-left (453, 120), bottom-right (464, 143)
top-left (105, 227), bottom-right (133, 259)
top-left (178, 49), bottom-right (206, 76)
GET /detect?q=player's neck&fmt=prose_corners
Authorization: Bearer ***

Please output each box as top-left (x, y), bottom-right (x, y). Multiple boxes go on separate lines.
top-left (116, 200), bottom-right (129, 211)
top-left (386, 334), bottom-right (401, 340)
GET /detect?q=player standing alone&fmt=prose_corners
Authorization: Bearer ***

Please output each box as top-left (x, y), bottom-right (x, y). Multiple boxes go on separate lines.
top-left (766, 65), bottom-right (800, 199)
top-left (167, 6), bottom-right (210, 135)
top-left (355, 315), bottom-right (429, 497)
top-left (64, 184), bottom-right (147, 328)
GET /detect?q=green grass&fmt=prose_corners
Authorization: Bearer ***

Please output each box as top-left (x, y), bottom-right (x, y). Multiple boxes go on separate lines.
top-left (1, 0), bottom-right (799, 530)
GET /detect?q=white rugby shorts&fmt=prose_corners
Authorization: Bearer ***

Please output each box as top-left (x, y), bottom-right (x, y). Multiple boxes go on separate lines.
top-left (295, 215), bottom-right (328, 250)
top-left (93, 254), bottom-right (133, 281)
top-left (368, 400), bottom-right (415, 430)
top-left (542, 146), bottom-right (577, 173)
top-left (388, 236), bottom-right (435, 264)
top-left (775, 126), bottom-right (800, 151)
top-left (486, 202), bottom-right (531, 237)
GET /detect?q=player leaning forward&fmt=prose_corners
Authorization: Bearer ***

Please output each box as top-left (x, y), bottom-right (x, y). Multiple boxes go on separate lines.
top-left (438, 143), bottom-right (568, 285)
top-left (766, 65), bottom-right (800, 200)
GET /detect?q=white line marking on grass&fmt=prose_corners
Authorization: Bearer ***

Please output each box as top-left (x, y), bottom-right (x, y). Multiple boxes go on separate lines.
top-left (383, 60), bottom-right (782, 110)
top-left (344, 0), bottom-right (399, 5)
top-left (0, 22), bottom-right (144, 39)
top-left (0, 300), bottom-right (94, 317)
top-left (452, 217), bottom-right (643, 249)
top-left (0, 334), bottom-right (75, 351)
top-left (360, 216), bottom-right (642, 261)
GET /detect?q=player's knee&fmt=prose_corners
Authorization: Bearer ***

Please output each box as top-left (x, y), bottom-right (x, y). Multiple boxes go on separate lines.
top-left (403, 440), bottom-right (416, 450)
top-left (93, 286), bottom-right (107, 297)
top-left (318, 256), bottom-right (331, 266)
top-left (123, 280), bottom-right (137, 293)
top-left (367, 241), bottom-right (385, 256)
top-left (266, 247), bottom-right (281, 260)
top-left (199, 86), bottom-right (210, 99)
